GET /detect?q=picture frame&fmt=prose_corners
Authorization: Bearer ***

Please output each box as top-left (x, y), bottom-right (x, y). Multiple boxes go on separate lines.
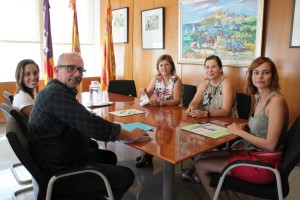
top-left (112, 7), bottom-right (128, 44)
top-left (178, 0), bottom-right (265, 67)
top-left (290, 0), bottom-right (300, 48)
top-left (141, 7), bottom-right (164, 49)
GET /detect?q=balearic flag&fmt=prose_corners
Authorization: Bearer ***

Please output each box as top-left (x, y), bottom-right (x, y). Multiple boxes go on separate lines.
top-left (43, 0), bottom-right (54, 85)
top-left (69, 0), bottom-right (82, 92)
top-left (101, 0), bottom-right (116, 91)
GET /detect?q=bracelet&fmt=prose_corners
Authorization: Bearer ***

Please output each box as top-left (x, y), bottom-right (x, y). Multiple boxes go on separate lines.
top-left (160, 101), bottom-right (163, 107)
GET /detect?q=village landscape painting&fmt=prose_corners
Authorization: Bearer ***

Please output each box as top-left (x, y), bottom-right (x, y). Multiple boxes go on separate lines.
top-left (178, 0), bottom-right (264, 67)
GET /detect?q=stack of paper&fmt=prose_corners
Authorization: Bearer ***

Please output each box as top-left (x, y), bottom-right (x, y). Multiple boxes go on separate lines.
top-left (139, 93), bottom-right (150, 106)
top-left (119, 122), bottom-right (153, 143)
top-left (121, 122), bottom-right (153, 131)
top-left (180, 123), bottom-right (230, 139)
top-left (109, 109), bottom-right (145, 117)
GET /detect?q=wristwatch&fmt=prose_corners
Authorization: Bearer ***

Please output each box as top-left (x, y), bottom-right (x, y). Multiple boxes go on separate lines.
top-left (206, 110), bottom-right (211, 118)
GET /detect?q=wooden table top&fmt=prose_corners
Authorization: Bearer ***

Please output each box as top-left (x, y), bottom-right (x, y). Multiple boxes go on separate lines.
top-left (78, 92), bottom-right (247, 164)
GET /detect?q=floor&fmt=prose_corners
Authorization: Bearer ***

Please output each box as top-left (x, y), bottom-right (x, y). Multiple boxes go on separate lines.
top-left (1, 124), bottom-right (300, 200)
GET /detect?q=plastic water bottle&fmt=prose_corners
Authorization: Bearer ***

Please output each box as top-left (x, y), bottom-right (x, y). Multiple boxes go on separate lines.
top-left (89, 81), bottom-right (101, 105)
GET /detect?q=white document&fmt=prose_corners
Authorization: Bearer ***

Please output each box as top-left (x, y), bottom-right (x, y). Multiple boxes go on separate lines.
top-left (139, 93), bottom-right (150, 106)
top-left (109, 109), bottom-right (145, 117)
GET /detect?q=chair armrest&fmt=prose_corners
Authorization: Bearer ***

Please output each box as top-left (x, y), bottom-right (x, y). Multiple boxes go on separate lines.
top-left (212, 160), bottom-right (283, 200)
top-left (229, 139), bottom-right (245, 149)
top-left (11, 162), bottom-right (32, 185)
top-left (46, 165), bottom-right (114, 200)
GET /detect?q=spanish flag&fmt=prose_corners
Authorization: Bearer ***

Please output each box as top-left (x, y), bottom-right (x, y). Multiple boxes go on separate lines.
top-left (43, 0), bottom-right (54, 85)
top-left (101, 0), bottom-right (116, 91)
top-left (69, 0), bottom-right (82, 92)
top-left (69, 0), bottom-right (81, 54)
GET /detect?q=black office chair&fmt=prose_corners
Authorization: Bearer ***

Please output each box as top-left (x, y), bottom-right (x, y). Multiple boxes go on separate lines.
top-left (0, 103), bottom-right (28, 137)
top-left (210, 115), bottom-right (300, 200)
top-left (6, 116), bottom-right (114, 200)
top-left (108, 80), bottom-right (137, 97)
top-left (224, 92), bottom-right (252, 149)
top-left (3, 90), bottom-right (14, 106)
top-left (0, 103), bottom-right (32, 198)
top-left (236, 92), bottom-right (252, 120)
top-left (182, 84), bottom-right (197, 108)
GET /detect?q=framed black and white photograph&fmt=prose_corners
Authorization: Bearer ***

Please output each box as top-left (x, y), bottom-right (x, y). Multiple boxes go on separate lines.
top-left (141, 7), bottom-right (164, 49)
top-left (112, 7), bottom-right (128, 43)
top-left (290, 0), bottom-right (300, 48)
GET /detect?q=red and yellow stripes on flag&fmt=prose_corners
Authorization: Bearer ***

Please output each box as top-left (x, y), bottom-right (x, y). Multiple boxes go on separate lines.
top-left (69, 0), bottom-right (82, 92)
top-left (69, 0), bottom-right (81, 54)
top-left (43, 0), bottom-right (54, 85)
top-left (101, 0), bottom-right (116, 91)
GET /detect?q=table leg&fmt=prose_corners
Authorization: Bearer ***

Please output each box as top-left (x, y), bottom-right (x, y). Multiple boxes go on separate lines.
top-left (136, 160), bottom-right (199, 200)
top-left (163, 161), bottom-right (175, 200)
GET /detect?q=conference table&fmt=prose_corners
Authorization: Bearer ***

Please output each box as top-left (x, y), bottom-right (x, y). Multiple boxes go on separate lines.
top-left (77, 92), bottom-right (247, 200)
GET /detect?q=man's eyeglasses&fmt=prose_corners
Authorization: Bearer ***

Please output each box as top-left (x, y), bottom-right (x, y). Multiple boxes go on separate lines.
top-left (58, 65), bottom-right (86, 76)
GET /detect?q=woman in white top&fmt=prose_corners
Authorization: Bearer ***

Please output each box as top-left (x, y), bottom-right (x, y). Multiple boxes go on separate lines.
top-left (13, 59), bottom-right (40, 117)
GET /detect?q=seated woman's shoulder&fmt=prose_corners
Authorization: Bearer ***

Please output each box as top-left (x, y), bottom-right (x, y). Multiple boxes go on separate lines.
top-left (221, 77), bottom-right (234, 87)
top-left (274, 92), bottom-right (286, 99)
top-left (271, 93), bottom-right (287, 105)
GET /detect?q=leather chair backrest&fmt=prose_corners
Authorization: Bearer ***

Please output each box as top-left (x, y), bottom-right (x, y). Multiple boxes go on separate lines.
top-left (3, 90), bottom-right (14, 106)
top-left (6, 117), bottom-right (49, 198)
top-left (182, 84), bottom-right (197, 108)
top-left (108, 80), bottom-right (137, 97)
top-left (236, 92), bottom-right (251, 119)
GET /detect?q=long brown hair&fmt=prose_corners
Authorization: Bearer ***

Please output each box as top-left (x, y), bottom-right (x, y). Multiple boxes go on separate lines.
top-left (15, 59), bottom-right (39, 99)
top-left (245, 57), bottom-right (280, 95)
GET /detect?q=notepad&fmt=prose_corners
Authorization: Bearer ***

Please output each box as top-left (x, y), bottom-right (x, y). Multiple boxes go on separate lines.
top-left (118, 137), bottom-right (152, 144)
top-left (109, 109), bottom-right (145, 117)
top-left (117, 122), bottom-right (153, 143)
top-left (121, 122), bottom-right (153, 131)
top-left (180, 123), bottom-right (230, 139)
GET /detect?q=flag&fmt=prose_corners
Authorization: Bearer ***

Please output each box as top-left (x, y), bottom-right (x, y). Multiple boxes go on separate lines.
top-left (69, 0), bottom-right (82, 92)
top-left (69, 0), bottom-right (81, 54)
top-left (43, 0), bottom-right (54, 85)
top-left (101, 0), bottom-right (116, 91)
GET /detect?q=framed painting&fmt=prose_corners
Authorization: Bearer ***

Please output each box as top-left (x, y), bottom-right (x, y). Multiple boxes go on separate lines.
top-left (290, 0), bottom-right (300, 48)
top-left (141, 7), bottom-right (164, 49)
top-left (178, 0), bottom-right (265, 67)
top-left (112, 7), bottom-right (128, 43)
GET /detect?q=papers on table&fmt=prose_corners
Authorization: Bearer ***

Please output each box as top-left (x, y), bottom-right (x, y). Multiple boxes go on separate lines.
top-left (118, 122), bottom-right (153, 143)
top-left (121, 122), bottom-right (153, 131)
top-left (118, 137), bottom-right (152, 144)
top-left (109, 109), bottom-right (145, 117)
top-left (180, 123), bottom-right (230, 139)
top-left (139, 93), bottom-right (150, 106)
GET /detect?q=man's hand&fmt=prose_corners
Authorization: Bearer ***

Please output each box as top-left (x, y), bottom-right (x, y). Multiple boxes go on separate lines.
top-left (118, 128), bottom-right (151, 142)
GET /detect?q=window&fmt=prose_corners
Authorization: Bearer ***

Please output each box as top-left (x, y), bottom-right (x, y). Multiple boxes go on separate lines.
top-left (0, 0), bottom-right (100, 82)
